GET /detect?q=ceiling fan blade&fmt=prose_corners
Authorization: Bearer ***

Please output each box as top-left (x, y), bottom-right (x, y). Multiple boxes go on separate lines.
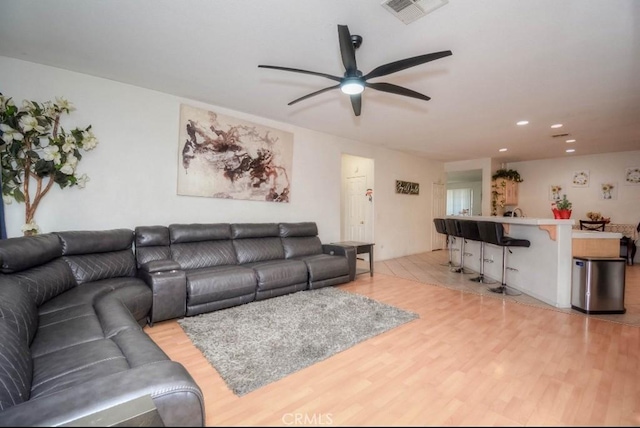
top-left (363, 50), bottom-right (452, 80)
top-left (350, 94), bottom-right (362, 117)
top-left (366, 82), bottom-right (431, 101)
top-left (288, 84), bottom-right (341, 106)
top-left (258, 65), bottom-right (342, 82)
top-left (337, 25), bottom-right (357, 75)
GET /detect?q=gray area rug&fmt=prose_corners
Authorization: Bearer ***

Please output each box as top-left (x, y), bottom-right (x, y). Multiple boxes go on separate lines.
top-left (178, 287), bottom-right (418, 396)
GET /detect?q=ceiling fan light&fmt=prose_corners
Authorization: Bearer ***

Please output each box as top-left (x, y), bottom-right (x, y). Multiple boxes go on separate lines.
top-left (340, 79), bottom-right (365, 95)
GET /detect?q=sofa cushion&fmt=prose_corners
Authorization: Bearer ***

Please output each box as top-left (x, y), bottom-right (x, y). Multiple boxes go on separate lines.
top-left (134, 226), bottom-right (171, 267)
top-left (172, 240), bottom-right (238, 269)
top-left (57, 229), bottom-right (137, 285)
top-left (3, 258), bottom-right (77, 307)
top-left (0, 321), bottom-right (32, 411)
top-left (233, 237), bottom-right (285, 264)
top-left (297, 254), bottom-right (350, 282)
top-left (31, 338), bottom-right (129, 399)
top-left (231, 223), bottom-right (279, 239)
top-left (37, 277), bottom-right (146, 315)
top-left (0, 283), bottom-right (38, 345)
top-left (0, 233), bottom-right (61, 274)
top-left (243, 259), bottom-right (308, 291)
top-left (169, 223), bottom-right (231, 243)
top-left (278, 222), bottom-right (319, 238)
top-left (57, 229), bottom-right (134, 255)
top-left (185, 265), bottom-right (256, 306)
top-left (30, 306), bottom-right (105, 358)
top-left (281, 236), bottom-right (323, 259)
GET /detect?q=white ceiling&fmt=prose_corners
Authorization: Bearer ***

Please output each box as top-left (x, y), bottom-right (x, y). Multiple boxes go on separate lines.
top-left (1, 0), bottom-right (639, 163)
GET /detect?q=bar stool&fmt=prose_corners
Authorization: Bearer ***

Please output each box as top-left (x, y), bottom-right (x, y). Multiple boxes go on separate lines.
top-left (459, 220), bottom-right (489, 283)
top-left (445, 218), bottom-right (472, 274)
top-left (477, 221), bottom-right (530, 295)
top-left (433, 218), bottom-right (452, 267)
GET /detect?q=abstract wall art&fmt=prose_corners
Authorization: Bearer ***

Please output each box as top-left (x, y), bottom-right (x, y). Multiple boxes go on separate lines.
top-left (177, 104), bottom-right (293, 202)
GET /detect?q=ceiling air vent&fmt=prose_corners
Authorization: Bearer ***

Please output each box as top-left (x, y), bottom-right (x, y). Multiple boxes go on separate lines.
top-left (381, 0), bottom-right (449, 25)
top-left (552, 133), bottom-right (570, 138)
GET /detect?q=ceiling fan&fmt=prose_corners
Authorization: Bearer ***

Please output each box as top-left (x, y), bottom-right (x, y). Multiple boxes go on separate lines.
top-left (258, 24), bottom-right (452, 117)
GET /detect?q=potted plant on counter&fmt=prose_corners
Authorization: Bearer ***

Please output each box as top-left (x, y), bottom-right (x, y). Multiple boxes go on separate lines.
top-left (552, 194), bottom-right (572, 219)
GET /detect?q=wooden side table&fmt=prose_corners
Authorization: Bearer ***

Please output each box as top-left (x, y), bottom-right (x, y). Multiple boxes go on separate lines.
top-left (331, 241), bottom-right (374, 277)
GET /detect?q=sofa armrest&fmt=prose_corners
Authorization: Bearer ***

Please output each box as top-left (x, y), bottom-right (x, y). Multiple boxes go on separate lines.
top-left (139, 261), bottom-right (187, 325)
top-left (322, 244), bottom-right (356, 281)
top-left (0, 361), bottom-right (205, 427)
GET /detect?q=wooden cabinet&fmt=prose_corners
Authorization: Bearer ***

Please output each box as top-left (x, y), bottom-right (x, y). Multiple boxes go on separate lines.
top-left (492, 178), bottom-right (519, 214)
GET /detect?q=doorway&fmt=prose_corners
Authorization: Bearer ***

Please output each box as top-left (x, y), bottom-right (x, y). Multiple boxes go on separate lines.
top-left (341, 154), bottom-right (374, 245)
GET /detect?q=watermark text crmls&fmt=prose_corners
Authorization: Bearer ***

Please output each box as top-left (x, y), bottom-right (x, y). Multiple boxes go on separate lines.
top-left (282, 412), bottom-right (333, 426)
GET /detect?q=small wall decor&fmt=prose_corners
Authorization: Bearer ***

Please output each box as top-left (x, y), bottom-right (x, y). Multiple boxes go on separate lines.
top-left (599, 182), bottom-right (617, 200)
top-left (624, 167), bottom-right (640, 185)
top-left (572, 170), bottom-right (590, 187)
top-left (177, 104), bottom-right (293, 202)
top-left (549, 184), bottom-right (564, 201)
top-left (396, 180), bottom-right (419, 195)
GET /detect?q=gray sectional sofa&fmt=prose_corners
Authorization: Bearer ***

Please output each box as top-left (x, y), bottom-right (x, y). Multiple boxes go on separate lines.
top-left (0, 221), bottom-right (352, 426)
top-left (0, 229), bottom-right (204, 427)
top-left (135, 222), bottom-right (355, 321)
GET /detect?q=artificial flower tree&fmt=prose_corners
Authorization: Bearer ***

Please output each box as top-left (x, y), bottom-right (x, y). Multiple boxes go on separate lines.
top-left (0, 94), bottom-right (98, 235)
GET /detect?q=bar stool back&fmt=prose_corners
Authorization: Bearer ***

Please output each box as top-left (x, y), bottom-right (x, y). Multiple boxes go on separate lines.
top-left (477, 221), bottom-right (530, 295)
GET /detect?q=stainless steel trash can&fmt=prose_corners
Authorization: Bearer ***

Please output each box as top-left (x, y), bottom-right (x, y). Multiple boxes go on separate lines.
top-left (571, 256), bottom-right (626, 314)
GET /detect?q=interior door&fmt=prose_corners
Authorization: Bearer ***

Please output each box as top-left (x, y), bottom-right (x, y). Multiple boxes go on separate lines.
top-left (346, 176), bottom-right (367, 242)
top-left (432, 182), bottom-right (446, 250)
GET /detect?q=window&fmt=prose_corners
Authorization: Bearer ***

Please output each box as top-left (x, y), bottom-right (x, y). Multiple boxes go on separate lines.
top-left (446, 188), bottom-right (473, 216)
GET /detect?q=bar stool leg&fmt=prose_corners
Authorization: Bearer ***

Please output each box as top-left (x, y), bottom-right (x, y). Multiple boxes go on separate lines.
top-left (488, 247), bottom-right (521, 295)
top-left (470, 242), bottom-right (485, 282)
top-left (452, 238), bottom-right (473, 274)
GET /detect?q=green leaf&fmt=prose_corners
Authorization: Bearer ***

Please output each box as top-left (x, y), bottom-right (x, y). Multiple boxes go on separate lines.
top-left (34, 159), bottom-right (54, 176)
top-left (13, 187), bottom-right (25, 203)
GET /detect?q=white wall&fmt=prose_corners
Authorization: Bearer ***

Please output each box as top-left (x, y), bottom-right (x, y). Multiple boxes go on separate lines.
top-left (0, 56), bottom-right (444, 260)
top-left (506, 152), bottom-right (640, 224)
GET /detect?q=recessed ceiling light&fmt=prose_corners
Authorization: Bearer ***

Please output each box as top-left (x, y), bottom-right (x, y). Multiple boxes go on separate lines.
top-left (566, 139), bottom-right (576, 143)
top-left (551, 123), bottom-right (563, 128)
top-left (499, 148), bottom-right (507, 152)
top-left (516, 120), bottom-right (529, 126)
top-left (566, 149), bottom-right (575, 153)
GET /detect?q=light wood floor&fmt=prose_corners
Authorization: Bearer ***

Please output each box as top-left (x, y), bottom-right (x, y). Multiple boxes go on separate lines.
top-left (145, 251), bottom-right (640, 427)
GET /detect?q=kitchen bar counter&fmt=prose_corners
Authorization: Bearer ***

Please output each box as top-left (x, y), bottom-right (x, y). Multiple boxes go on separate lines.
top-left (449, 216), bottom-right (575, 308)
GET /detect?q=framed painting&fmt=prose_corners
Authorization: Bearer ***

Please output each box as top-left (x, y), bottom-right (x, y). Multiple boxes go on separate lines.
top-left (549, 184), bottom-right (564, 201)
top-left (396, 180), bottom-right (419, 195)
top-left (177, 104), bottom-right (293, 202)
top-left (624, 167), bottom-right (640, 185)
top-left (571, 170), bottom-right (589, 187)
top-left (599, 182), bottom-right (617, 200)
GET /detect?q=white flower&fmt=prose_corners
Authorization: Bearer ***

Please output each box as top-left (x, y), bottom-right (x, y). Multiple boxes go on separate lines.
top-left (60, 163), bottom-right (74, 175)
top-left (21, 221), bottom-right (39, 233)
top-left (65, 153), bottom-right (78, 168)
top-left (81, 130), bottom-right (98, 150)
top-left (0, 124), bottom-right (24, 143)
top-left (42, 144), bottom-right (62, 164)
top-left (62, 135), bottom-right (76, 153)
top-left (54, 97), bottom-right (75, 112)
top-left (2, 194), bottom-right (12, 205)
top-left (76, 173), bottom-right (90, 189)
top-left (19, 114), bottom-right (45, 133)
top-left (21, 100), bottom-right (38, 112)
